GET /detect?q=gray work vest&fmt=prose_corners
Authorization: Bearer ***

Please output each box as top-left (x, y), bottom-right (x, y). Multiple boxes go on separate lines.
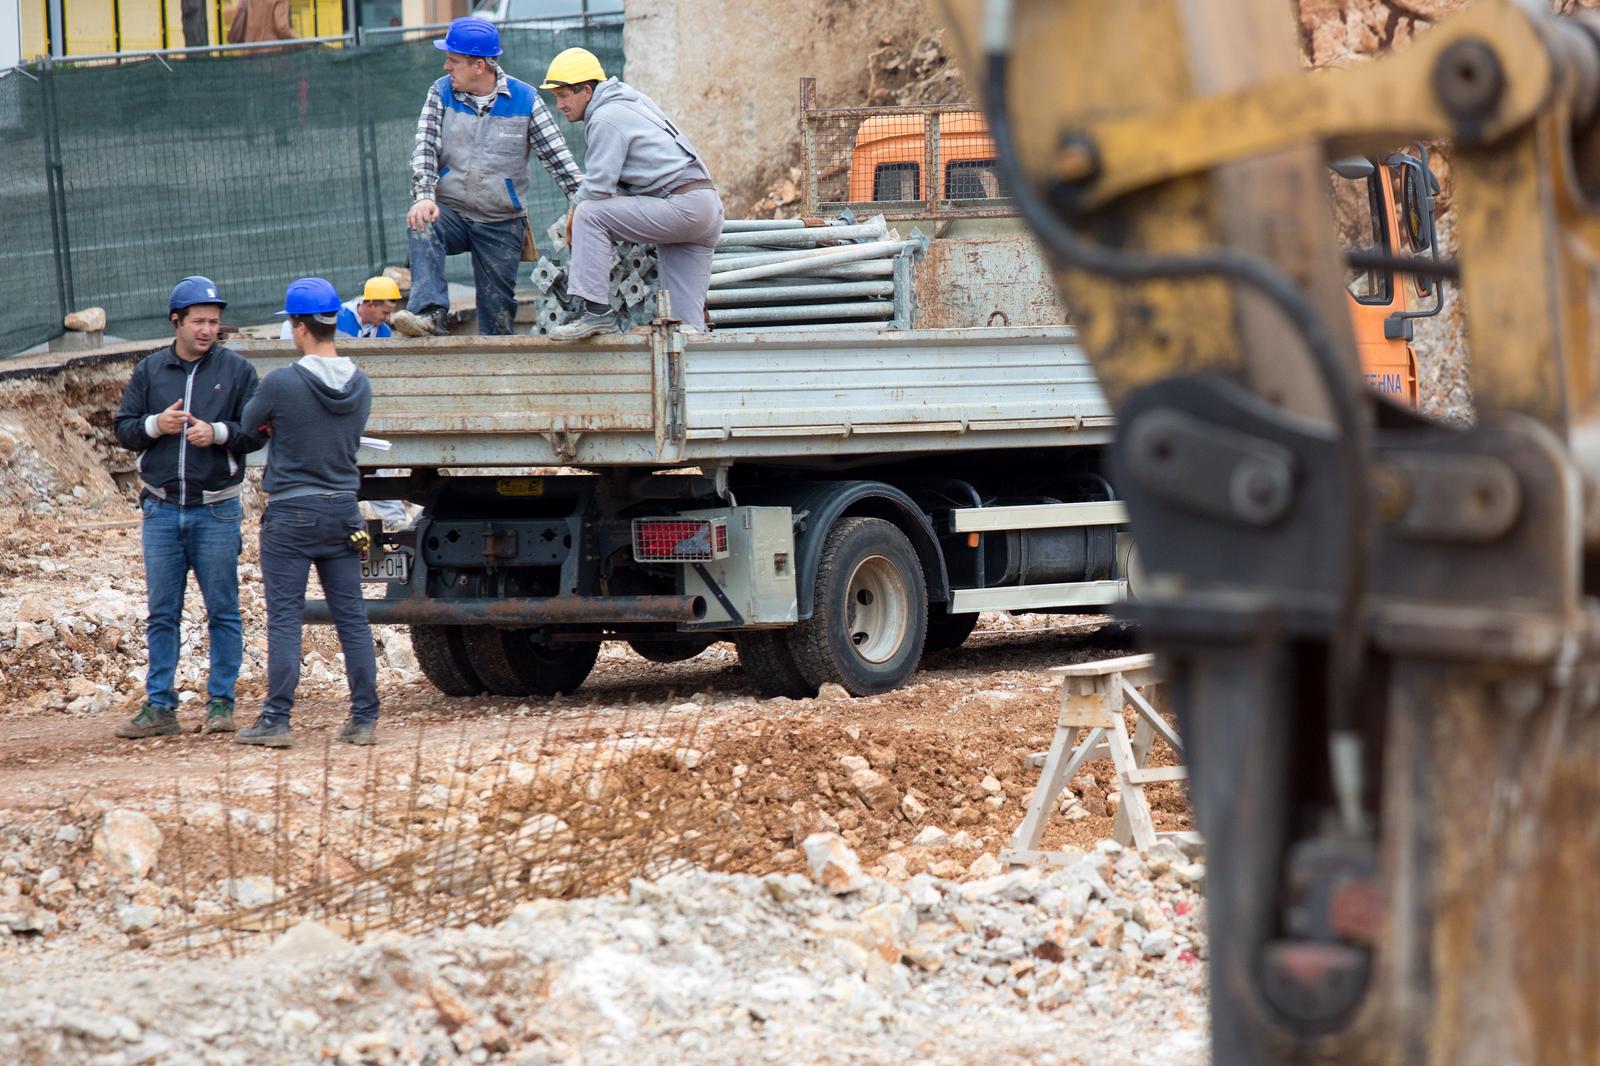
top-left (434, 75), bottom-right (538, 224)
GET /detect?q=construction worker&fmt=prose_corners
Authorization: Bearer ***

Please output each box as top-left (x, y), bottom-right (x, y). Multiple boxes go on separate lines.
top-left (392, 17), bottom-right (583, 338)
top-left (235, 278), bottom-right (381, 748)
top-left (277, 276), bottom-right (401, 341)
top-left (112, 276), bottom-right (260, 740)
top-left (541, 48), bottom-right (723, 339)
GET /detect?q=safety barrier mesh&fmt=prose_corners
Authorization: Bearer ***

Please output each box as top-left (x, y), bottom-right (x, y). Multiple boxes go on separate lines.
top-left (0, 19), bottom-right (622, 356)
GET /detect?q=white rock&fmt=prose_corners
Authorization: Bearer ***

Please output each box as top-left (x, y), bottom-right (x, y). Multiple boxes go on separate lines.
top-left (92, 809), bottom-right (163, 880)
top-left (672, 748), bottom-right (704, 770)
top-left (1141, 927), bottom-right (1175, 957)
top-left (116, 903), bottom-right (161, 933)
top-left (979, 775), bottom-right (1003, 795)
top-left (803, 833), bottom-right (864, 894)
top-left (967, 853), bottom-right (1003, 879)
top-left (263, 921), bottom-right (351, 963)
top-left (899, 793), bottom-right (928, 822)
top-left (218, 875), bottom-right (277, 908)
top-left (911, 825), bottom-right (949, 848)
top-left (837, 754), bottom-right (869, 773)
top-left (816, 682), bottom-right (851, 701)
top-left (279, 1009), bottom-right (321, 1035)
top-left (850, 767), bottom-right (898, 811)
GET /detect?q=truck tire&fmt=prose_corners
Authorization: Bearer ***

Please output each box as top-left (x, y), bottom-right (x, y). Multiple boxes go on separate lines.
top-left (461, 627), bottom-right (600, 697)
top-left (924, 609), bottom-right (979, 653)
top-left (411, 625), bottom-right (487, 697)
top-left (786, 517), bottom-right (927, 696)
top-left (628, 637), bottom-right (715, 663)
top-left (736, 630), bottom-right (817, 698)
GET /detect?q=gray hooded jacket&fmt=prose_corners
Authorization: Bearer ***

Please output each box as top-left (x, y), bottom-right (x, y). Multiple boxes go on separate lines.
top-left (237, 356), bottom-right (373, 502)
top-left (573, 79), bottom-right (711, 203)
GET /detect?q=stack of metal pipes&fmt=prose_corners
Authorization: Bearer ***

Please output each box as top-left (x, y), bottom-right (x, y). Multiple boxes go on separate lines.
top-left (707, 214), bottom-right (925, 333)
top-left (525, 212), bottom-right (924, 335)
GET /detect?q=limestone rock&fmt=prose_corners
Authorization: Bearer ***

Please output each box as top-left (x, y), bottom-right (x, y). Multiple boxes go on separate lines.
top-left (850, 767), bottom-right (898, 811)
top-left (900, 793), bottom-right (927, 822)
top-left (803, 832), bottom-right (864, 895)
top-left (1141, 927), bottom-right (1174, 957)
top-left (219, 875), bottom-right (277, 908)
top-left (911, 825), bottom-right (949, 848)
top-left (17, 594), bottom-right (52, 623)
top-left (64, 307), bottom-right (107, 332)
top-left (264, 920), bottom-right (351, 963)
top-left (92, 809), bottom-right (163, 880)
top-left (116, 903), bottom-right (161, 933)
top-left (967, 853), bottom-right (1002, 879)
top-left (816, 683), bottom-right (851, 701)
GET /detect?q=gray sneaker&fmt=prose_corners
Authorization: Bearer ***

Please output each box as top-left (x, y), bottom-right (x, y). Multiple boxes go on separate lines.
top-left (391, 308), bottom-right (448, 337)
top-left (548, 310), bottom-right (619, 341)
top-left (115, 702), bottom-right (179, 739)
top-left (337, 718), bottom-right (377, 746)
top-left (235, 719), bottom-right (292, 749)
top-left (200, 698), bottom-right (236, 734)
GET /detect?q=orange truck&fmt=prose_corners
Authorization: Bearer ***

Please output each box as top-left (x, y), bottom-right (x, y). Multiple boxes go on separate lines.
top-left (847, 115), bottom-right (1442, 408)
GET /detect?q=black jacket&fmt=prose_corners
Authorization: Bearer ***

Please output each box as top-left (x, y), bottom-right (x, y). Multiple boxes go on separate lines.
top-left (114, 343), bottom-right (263, 505)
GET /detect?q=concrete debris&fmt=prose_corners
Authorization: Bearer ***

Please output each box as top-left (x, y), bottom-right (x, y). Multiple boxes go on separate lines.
top-left (804, 832), bottom-right (865, 895)
top-left (63, 307), bottom-right (107, 332)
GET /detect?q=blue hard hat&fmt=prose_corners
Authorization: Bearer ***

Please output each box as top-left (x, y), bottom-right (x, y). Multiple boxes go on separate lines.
top-left (434, 17), bottom-right (502, 58)
top-left (276, 277), bottom-right (342, 319)
top-left (169, 276), bottom-right (226, 313)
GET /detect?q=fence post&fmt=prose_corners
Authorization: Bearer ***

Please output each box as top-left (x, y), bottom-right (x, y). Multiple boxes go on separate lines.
top-left (800, 77), bottom-right (818, 215)
top-left (40, 56), bottom-right (74, 322)
top-left (352, 50), bottom-right (381, 274)
top-left (923, 110), bottom-right (940, 217)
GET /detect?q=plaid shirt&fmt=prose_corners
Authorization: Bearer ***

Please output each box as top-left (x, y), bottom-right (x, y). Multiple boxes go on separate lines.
top-left (410, 67), bottom-right (582, 204)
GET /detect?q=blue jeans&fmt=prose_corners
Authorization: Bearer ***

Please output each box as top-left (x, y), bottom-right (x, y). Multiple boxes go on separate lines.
top-left (407, 202), bottom-right (524, 335)
top-left (141, 495), bottom-right (243, 710)
top-left (259, 495), bottom-right (380, 726)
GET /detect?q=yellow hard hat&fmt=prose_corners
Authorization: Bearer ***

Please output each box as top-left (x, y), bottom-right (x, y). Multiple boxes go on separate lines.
top-left (539, 47), bottom-right (606, 90)
top-left (361, 276), bottom-right (402, 302)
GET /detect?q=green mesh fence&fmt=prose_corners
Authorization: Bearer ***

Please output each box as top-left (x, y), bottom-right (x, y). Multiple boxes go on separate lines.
top-left (0, 20), bottom-right (623, 356)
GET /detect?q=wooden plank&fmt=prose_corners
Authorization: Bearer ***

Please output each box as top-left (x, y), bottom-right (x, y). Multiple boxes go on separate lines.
top-left (1122, 681), bottom-right (1184, 753)
top-left (1057, 693), bottom-right (1119, 729)
top-left (1052, 652), bottom-right (1156, 678)
top-left (1125, 766), bottom-right (1189, 784)
top-left (1101, 673), bottom-right (1160, 851)
top-left (1007, 722), bottom-right (1083, 854)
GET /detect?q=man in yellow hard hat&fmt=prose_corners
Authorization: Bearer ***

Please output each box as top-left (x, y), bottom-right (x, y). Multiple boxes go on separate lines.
top-left (539, 47), bottom-right (723, 339)
top-left (278, 277), bottom-right (401, 341)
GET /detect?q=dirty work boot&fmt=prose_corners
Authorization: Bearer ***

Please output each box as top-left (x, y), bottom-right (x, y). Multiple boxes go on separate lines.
top-left (115, 702), bottom-right (179, 739)
top-left (336, 718), bottom-right (377, 746)
top-left (548, 309), bottom-right (619, 341)
top-left (235, 718), bottom-right (292, 749)
top-left (199, 698), bottom-right (236, 734)
top-left (391, 307), bottom-right (448, 337)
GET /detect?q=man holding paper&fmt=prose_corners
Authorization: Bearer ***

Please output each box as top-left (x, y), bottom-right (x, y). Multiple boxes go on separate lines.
top-left (233, 278), bottom-right (382, 748)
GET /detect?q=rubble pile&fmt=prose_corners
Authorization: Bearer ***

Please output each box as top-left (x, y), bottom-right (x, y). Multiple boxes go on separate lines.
top-left (865, 29), bottom-right (966, 108)
top-left (0, 825), bottom-right (1208, 1066)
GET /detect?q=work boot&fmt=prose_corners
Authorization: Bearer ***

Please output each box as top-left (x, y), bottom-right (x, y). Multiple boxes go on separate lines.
top-left (548, 309), bottom-right (619, 341)
top-left (336, 718), bottom-right (377, 746)
top-left (235, 719), bottom-right (292, 749)
top-left (391, 307), bottom-right (448, 337)
top-left (199, 698), bottom-right (236, 734)
top-left (115, 702), bottom-right (179, 739)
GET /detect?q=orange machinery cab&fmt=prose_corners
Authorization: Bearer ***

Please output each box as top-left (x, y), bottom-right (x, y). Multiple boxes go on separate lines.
top-left (848, 112), bottom-right (1006, 203)
top-left (1329, 151), bottom-right (1443, 410)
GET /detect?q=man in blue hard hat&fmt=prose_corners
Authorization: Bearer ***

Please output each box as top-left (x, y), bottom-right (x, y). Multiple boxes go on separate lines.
top-left (234, 278), bottom-right (381, 749)
top-left (112, 276), bottom-right (261, 741)
top-left (392, 17), bottom-right (583, 338)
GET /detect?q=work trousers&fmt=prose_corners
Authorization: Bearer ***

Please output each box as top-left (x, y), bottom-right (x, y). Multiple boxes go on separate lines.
top-left (140, 495), bottom-right (244, 709)
top-left (407, 202), bottom-right (524, 335)
top-left (568, 187), bottom-right (724, 331)
top-left (258, 494), bottom-right (380, 726)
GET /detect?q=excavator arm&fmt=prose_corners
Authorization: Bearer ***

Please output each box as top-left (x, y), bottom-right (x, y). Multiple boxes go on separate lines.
top-left (936, 2), bottom-right (1600, 1062)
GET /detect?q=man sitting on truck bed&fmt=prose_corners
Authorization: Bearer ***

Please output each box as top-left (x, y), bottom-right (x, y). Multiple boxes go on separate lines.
top-left (540, 47), bottom-right (724, 339)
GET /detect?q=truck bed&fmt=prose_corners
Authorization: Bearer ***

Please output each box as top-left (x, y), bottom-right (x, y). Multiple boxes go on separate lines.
top-left (233, 324), bottom-right (1109, 468)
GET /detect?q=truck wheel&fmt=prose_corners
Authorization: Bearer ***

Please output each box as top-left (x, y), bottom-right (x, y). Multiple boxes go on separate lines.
top-left (736, 630), bottom-right (817, 698)
top-left (628, 637), bottom-right (715, 663)
top-left (787, 517), bottom-right (927, 696)
top-left (411, 625), bottom-right (487, 697)
top-left (462, 627), bottom-right (600, 696)
top-left (924, 609), bottom-right (979, 653)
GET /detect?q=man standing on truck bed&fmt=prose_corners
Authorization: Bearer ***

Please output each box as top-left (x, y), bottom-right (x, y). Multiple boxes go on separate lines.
top-left (112, 276), bottom-right (260, 741)
top-left (234, 278), bottom-right (381, 749)
top-left (540, 47), bottom-right (724, 339)
top-left (391, 17), bottom-right (584, 338)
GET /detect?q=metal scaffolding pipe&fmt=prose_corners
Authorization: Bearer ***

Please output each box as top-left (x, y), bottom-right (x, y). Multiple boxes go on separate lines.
top-left (707, 301), bottom-right (896, 325)
top-left (706, 281), bottom-right (896, 306)
top-left (303, 595), bottom-right (707, 626)
top-left (719, 219), bottom-right (810, 232)
top-left (711, 240), bottom-right (917, 284)
top-left (710, 262), bottom-right (896, 286)
top-left (713, 321), bottom-right (890, 334)
top-left (712, 237), bottom-right (908, 273)
top-left (713, 217), bottom-right (887, 249)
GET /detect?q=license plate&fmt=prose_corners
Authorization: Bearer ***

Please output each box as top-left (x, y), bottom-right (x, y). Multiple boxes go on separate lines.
top-left (361, 550), bottom-right (410, 582)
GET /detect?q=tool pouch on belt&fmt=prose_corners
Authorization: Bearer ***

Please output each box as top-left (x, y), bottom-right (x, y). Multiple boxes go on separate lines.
top-left (520, 214), bottom-right (539, 262)
top-left (348, 528), bottom-right (373, 554)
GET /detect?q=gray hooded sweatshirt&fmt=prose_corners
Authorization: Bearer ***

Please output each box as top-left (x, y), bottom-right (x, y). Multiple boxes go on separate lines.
top-left (573, 78), bottom-right (711, 204)
top-left (238, 355), bottom-right (373, 501)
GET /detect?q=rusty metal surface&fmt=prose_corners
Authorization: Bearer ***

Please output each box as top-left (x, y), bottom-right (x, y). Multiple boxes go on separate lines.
top-left (911, 233), bottom-right (1067, 329)
top-left (303, 594), bottom-right (705, 626)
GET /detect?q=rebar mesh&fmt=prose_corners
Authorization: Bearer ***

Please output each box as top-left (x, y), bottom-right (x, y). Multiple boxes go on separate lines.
top-left (0, 20), bottom-right (622, 356)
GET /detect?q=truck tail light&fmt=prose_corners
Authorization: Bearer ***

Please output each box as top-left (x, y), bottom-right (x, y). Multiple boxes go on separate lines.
top-left (632, 517), bottom-right (729, 562)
